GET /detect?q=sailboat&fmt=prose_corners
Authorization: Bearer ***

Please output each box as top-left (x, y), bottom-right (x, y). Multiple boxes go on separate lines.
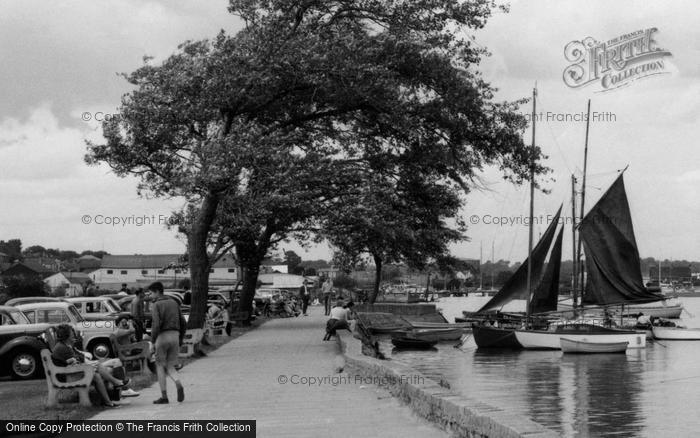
top-left (513, 173), bottom-right (648, 349)
top-left (471, 207), bottom-right (563, 348)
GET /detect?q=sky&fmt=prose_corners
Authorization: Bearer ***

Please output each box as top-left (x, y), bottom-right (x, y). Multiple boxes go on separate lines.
top-left (0, 0), bottom-right (698, 264)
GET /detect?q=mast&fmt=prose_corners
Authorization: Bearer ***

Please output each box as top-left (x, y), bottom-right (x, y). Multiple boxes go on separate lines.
top-left (576, 99), bottom-right (591, 307)
top-left (571, 175), bottom-right (578, 307)
top-left (525, 86), bottom-right (537, 323)
top-left (491, 241), bottom-right (495, 290)
top-left (479, 241), bottom-right (483, 290)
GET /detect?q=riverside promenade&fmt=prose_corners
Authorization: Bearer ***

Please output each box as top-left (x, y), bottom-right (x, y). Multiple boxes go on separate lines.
top-left (92, 305), bottom-right (448, 438)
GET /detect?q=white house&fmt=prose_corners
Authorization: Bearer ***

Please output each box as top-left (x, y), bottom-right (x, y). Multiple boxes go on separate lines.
top-left (44, 272), bottom-right (92, 296)
top-left (91, 254), bottom-right (238, 290)
top-left (257, 273), bottom-right (306, 291)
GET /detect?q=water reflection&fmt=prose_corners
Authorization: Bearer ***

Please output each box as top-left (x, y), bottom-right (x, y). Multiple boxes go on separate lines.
top-left (561, 353), bottom-right (643, 437)
top-left (381, 298), bottom-right (700, 436)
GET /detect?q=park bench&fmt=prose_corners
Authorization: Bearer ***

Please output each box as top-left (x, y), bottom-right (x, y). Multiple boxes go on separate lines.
top-left (40, 349), bottom-right (95, 407)
top-left (179, 328), bottom-right (205, 358)
top-left (206, 311), bottom-right (227, 338)
top-left (109, 335), bottom-right (151, 373)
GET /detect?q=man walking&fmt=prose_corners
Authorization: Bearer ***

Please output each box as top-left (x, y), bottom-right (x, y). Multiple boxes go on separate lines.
top-left (149, 281), bottom-right (186, 404)
top-left (298, 280), bottom-right (311, 316)
top-left (322, 277), bottom-right (333, 316)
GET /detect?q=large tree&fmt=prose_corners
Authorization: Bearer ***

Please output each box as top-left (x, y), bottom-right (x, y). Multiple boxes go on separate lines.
top-left (325, 173), bottom-right (465, 303)
top-left (87, 0), bottom-right (541, 327)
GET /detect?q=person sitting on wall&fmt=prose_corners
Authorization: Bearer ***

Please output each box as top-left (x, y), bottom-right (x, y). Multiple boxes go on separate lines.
top-left (323, 300), bottom-right (354, 341)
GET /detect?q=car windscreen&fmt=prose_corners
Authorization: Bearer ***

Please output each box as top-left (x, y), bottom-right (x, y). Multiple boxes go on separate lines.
top-left (68, 305), bottom-right (84, 322)
top-left (9, 309), bottom-right (30, 324)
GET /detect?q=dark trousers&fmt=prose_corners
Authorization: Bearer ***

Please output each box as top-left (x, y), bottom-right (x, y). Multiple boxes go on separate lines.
top-left (133, 319), bottom-right (144, 342)
top-left (323, 294), bottom-right (331, 315)
top-left (301, 296), bottom-right (310, 314)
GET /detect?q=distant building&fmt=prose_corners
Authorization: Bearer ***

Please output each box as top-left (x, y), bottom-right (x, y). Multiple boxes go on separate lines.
top-left (258, 273), bottom-right (305, 291)
top-left (0, 252), bottom-right (10, 264)
top-left (44, 272), bottom-right (92, 296)
top-left (76, 254), bottom-right (102, 273)
top-left (90, 253), bottom-right (238, 290)
top-left (0, 261), bottom-right (56, 279)
top-left (317, 267), bottom-right (340, 279)
top-left (23, 257), bottom-right (63, 273)
top-left (260, 258), bottom-right (288, 274)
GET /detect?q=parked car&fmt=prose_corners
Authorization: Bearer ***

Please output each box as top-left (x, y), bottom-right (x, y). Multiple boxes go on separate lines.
top-left (4, 296), bottom-right (63, 306)
top-left (0, 305), bottom-right (52, 379)
top-left (116, 294), bottom-right (189, 334)
top-left (255, 288), bottom-right (281, 303)
top-left (64, 296), bottom-right (130, 322)
top-left (16, 302), bottom-right (117, 360)
top-left (207, 292), bottom-right (230, 309)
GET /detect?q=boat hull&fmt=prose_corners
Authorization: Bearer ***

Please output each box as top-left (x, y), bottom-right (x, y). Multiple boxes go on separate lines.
top-left (651, 327), bottom-right (700, 340)
top-left (391, 337), bottom-right (437, 349)
top-left (515, 326), bottom-right (646, 350)
top-left (472, 326), bottom-right (522, 349)
top-left (394, 328), bottom-right (464, 341)
top-left (560, 338), bottom-right (628, 353)
top-left (558, 303), bottom-right (683, 319)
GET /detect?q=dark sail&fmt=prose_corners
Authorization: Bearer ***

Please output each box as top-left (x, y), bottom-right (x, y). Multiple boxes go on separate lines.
top-left (477, 206), bottom-right (562, 313)
top-left (580, 173), bottom-right (662, 305)
top-left (529, 226), bottom-right (564, 314)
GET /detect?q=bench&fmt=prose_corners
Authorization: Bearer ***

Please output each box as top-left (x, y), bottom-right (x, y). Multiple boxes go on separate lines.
top-left (178, 328), bottom-right (205, 358)
top-left (110, 335), bottom-right (151, 373)
top-left (40, 349), bottom-right (95, 407)
top-left (206, 312), bottom-right (227, 338)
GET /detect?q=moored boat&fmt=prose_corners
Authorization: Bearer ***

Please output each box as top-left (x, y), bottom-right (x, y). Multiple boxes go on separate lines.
top-left (407, 321), bottom-right (472, 330)
top-left (560, 338), bottom-right (628, 354)
top-left (651, 326), bottom-right (700, 340)
top-left (393, 327), bottom-right (463, 341)
top-left (515, 323), bottom-right (646, 350)
top-left (391, 337), bottom-right (438, 349)
top-left (472, 325), bottom-right (522, 349)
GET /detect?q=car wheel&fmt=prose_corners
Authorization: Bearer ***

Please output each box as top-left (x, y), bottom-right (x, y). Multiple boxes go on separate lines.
top-left (90, 340), bottom-right (112, 359)
top-left (10, 349), bottom-right (40, 380)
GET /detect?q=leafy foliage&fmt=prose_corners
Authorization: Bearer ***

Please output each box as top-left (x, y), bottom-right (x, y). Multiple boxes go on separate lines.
top-left (86, 0), bottom-right (541, 324)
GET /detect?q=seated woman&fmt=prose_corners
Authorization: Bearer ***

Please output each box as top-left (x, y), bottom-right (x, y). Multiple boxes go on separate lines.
top-left (51, 324), bottom-right (126, 407)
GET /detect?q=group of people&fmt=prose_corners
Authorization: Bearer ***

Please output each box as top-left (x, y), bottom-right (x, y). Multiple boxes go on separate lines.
top-left (50, 281), bottom-right (186, 407)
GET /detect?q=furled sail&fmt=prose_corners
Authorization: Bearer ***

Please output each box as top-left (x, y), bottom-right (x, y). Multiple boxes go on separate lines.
top-left (529, 226), bottom-right (564, 314)
top-left (580, 173), bottom-right (662, 305)
top-left (477, 206), bottom-right (562, 313)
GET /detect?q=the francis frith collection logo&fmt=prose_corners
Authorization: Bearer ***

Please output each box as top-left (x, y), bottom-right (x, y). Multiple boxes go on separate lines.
top-left (563, 28), bottom-right (672, 92)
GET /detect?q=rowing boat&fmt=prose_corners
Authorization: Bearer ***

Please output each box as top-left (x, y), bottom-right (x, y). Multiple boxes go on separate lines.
top-left (560, 338), bottom-right (628, 354)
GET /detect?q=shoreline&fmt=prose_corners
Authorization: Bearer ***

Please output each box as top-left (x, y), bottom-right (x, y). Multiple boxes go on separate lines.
top-left (336, 331), bottom-right (557, 438)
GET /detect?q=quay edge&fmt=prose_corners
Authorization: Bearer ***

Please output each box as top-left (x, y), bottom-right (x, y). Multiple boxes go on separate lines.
top-left (336, 331), bottom-right (558, 438)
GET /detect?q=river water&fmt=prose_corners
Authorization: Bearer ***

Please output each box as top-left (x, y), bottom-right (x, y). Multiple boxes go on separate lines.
top-left (381, 296), bottom-right (700, 437)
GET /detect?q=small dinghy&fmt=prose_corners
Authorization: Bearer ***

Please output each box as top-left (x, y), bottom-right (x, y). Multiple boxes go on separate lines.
top-left (652, 326), bottom-right (700, 340)
top-left (391, 337), bottom-right (438, 349)
top-left (560, 338), bottom-right (628, 354)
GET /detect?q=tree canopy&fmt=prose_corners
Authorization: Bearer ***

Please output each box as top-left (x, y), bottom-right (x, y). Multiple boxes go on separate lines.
top-left (86, 0), bottom-right (542, 326)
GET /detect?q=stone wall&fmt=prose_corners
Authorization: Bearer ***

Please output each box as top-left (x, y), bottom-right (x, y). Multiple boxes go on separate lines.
top-left (336, 331), bottom-right (557, 438)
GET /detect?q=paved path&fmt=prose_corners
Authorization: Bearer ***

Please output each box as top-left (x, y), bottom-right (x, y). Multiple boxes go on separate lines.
top-left (93, 306), bottom-right (448, 438)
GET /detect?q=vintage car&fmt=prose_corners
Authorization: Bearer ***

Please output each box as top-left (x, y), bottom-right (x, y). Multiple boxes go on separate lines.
top-left (64, 296), bottom-right (130, 322)
top-left (16, 302), bottom-right (117, 359)
top-left (0, 305), bottom-right (52, 379)
top-left (4, 296), bottom-right (64, 306)
top-left (117, 294), bottom-right (189, 334)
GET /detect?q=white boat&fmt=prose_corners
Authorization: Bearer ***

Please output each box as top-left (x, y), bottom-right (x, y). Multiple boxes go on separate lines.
top-left (557, 301), bottom-right (683, 319)
top-left (406, 321), bottom-right (472, 330)
top-left (651, 326), bottom-right (700, 340)
top-left (515, 323), bottom-right (646, 350)
top-left (560, 338), bottom-right (628, 354)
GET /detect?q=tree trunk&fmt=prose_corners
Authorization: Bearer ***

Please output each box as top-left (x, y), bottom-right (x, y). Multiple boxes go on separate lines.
top-left (186, 193), bottom-right (219, 329)
top-left (369, 253), bottom-right (382, 304)
top-left (239, 263), bottom-right (261, 323)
